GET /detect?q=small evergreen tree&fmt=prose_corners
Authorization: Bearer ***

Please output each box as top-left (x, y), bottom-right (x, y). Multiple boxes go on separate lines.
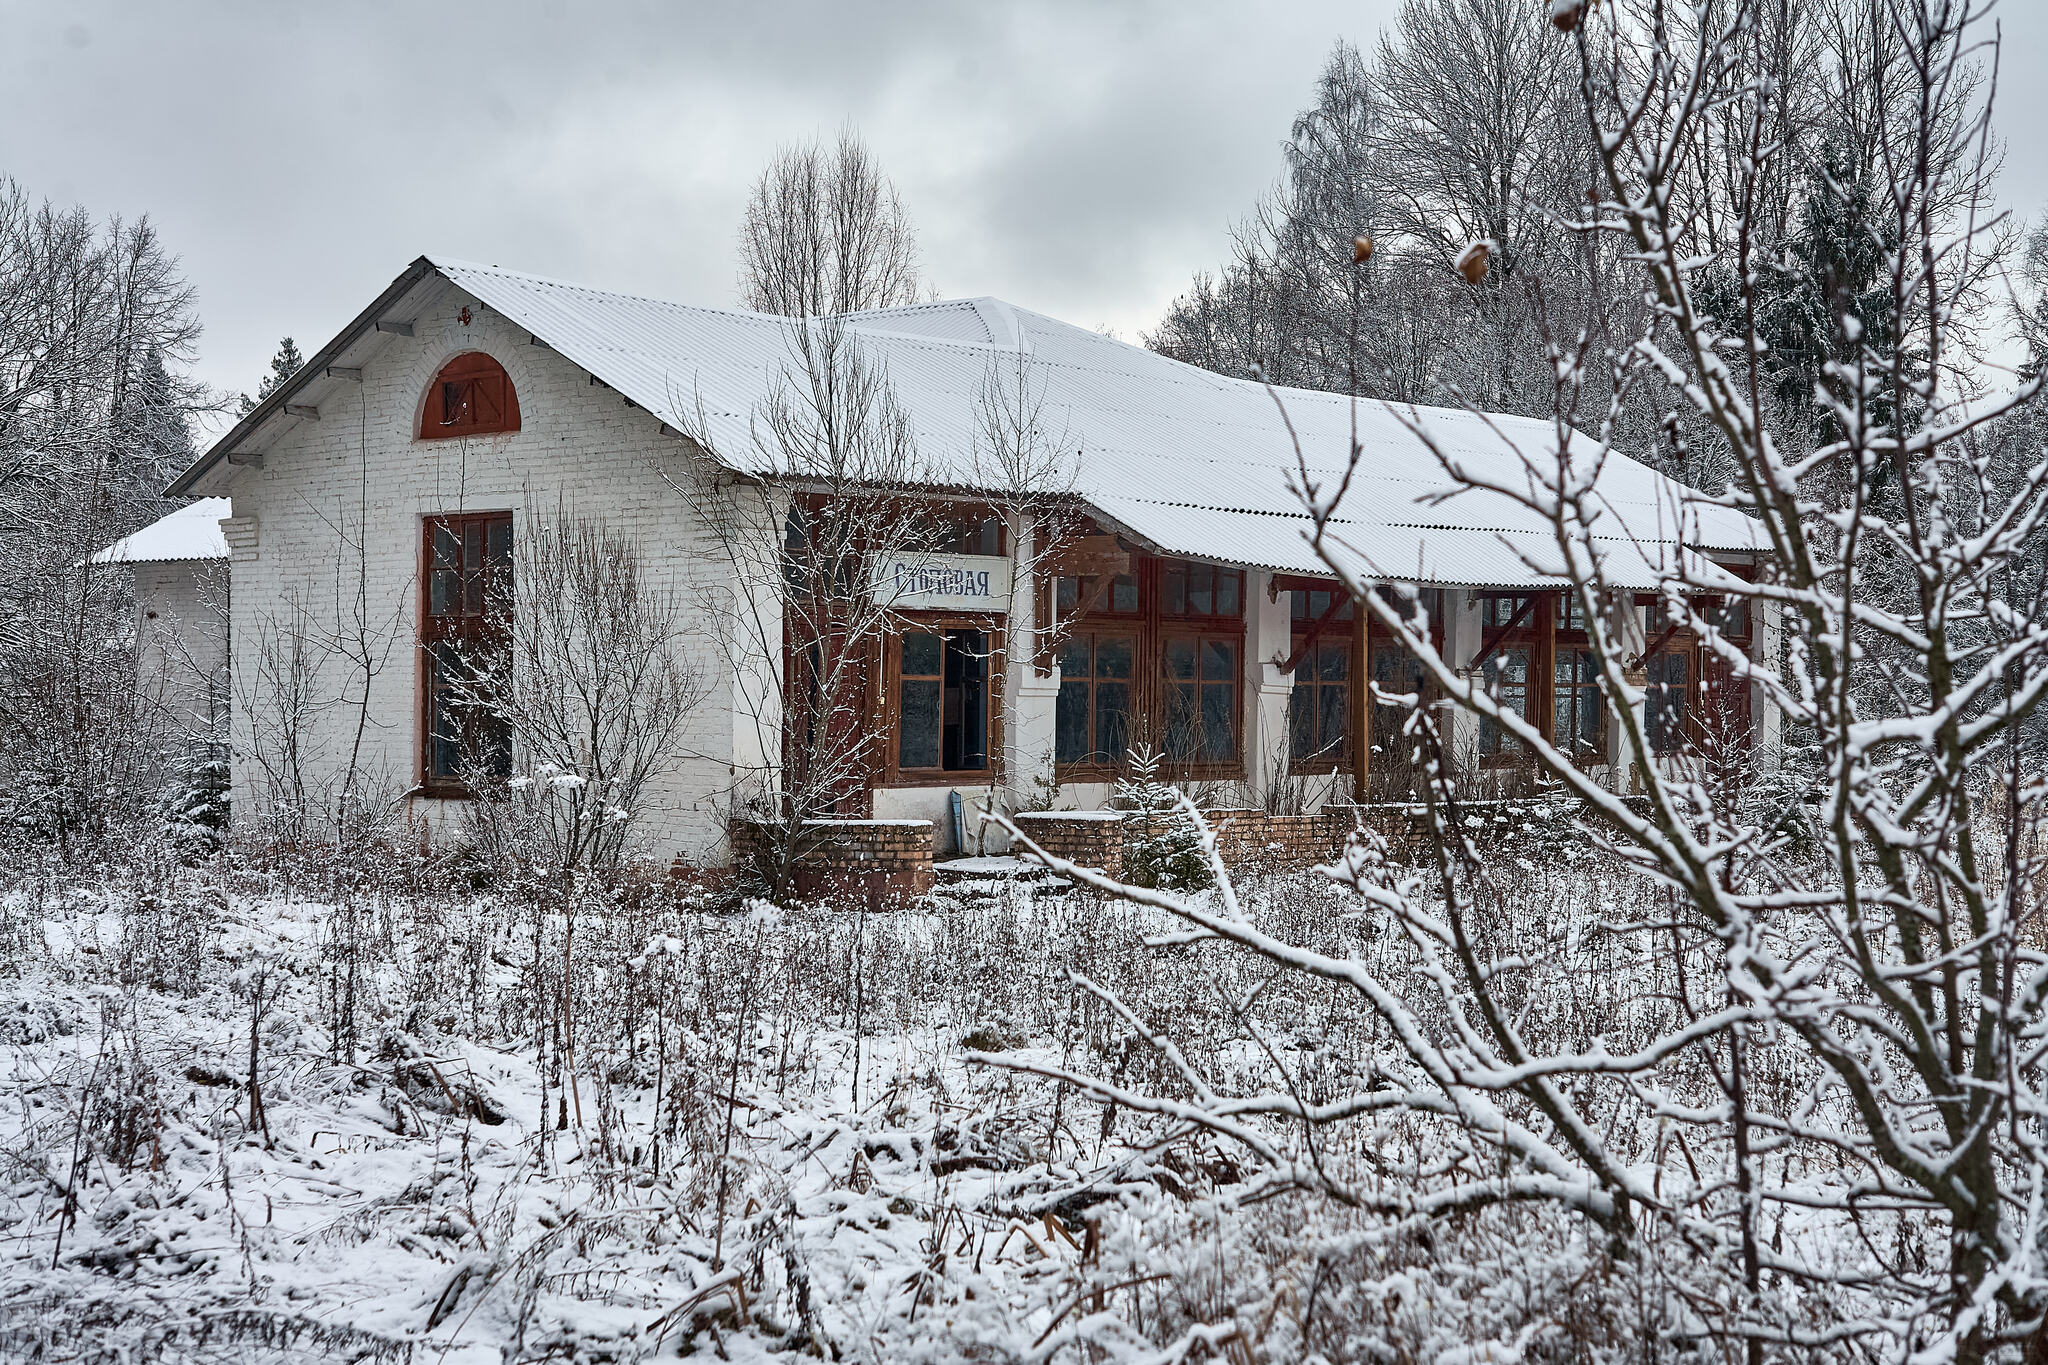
top-left (238, 336), bottom-right (304, 414)
top-left (1113, 745), bottom-right (1211, 891)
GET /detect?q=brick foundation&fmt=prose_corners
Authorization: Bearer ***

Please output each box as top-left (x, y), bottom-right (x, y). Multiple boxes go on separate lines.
top-left (730, 819), bottom-right (935, 905)
top-left (1011, 811), bottom-right (1127, 878)
top-left (1011, 798), bottom-right (1607, 880)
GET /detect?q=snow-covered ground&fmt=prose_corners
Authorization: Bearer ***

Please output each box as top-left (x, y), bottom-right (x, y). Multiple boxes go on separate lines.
top-left (0, 847), bottom-right (1849, 1363)
top-left (0, 864), bottom-right (1412, 1363)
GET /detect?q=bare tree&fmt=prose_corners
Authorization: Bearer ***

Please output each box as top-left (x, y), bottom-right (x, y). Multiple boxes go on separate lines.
top-left (0, 185), bottom-right (204, 848)
top-left (995, 3), bottom-right (2048, 1361)
top-left (455, 503), bottom-right (704, 881)
top-left (736, 127), bottom-right (927, 318)
top-left (667, 317), bottom-right (947, 900)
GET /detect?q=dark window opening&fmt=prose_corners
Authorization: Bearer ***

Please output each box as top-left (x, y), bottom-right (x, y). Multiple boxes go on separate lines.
top-left (897, 628), bottom-right (990, 773)
top-left (1479, 648), bottom-right (1530, 755)
top-left (1164, 635), bottom-right (1238, 762)
top-left (421, 511), bottom-right (513, 787)
top-left (942, 515), bottom-right (1004, 557)
top-left (1553, 650), bottom-right (1604, 759)
top-left (1055, 573), bottom-right (1138, 616)
top-left (1288, 637), bottom-right (1349, 765)
top-left (1646, 650), bottom-right (1689, 752)
top-left (1055, 633), bottom-right (1133, 766)
top-left (1162, 562), bottom-right (1242, 618)
top-left (1290, 588), bottom-right (1355, 623)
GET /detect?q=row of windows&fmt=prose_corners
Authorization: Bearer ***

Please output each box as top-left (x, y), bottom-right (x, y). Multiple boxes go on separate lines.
top-left (416, 520), bottom-right (1745, 791)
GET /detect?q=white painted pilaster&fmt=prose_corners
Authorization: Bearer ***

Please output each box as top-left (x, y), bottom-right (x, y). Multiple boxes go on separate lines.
top-left (1243, 570), bottom-right (1295, 805)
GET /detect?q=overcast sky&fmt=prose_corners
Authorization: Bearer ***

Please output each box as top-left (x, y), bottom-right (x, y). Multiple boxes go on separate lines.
top-left (2, 0), bottom-right (2043, 431)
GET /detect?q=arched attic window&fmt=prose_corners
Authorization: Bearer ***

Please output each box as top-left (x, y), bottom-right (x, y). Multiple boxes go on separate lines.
top-left (419, 352), bottom-right (520, 439)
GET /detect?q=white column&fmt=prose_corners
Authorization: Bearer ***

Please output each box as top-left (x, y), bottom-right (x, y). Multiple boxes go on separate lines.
top-left (1749, 596), bottom-right (1782, 768)
top-left (1604, 590), bottom-right (1648, 791)
top-left (998, 512), bottom-right (1060, 846)
top-left (1439, 587), bottom-right (1482, 770)
top-left (1243, 570), bottom-right (1295, 807)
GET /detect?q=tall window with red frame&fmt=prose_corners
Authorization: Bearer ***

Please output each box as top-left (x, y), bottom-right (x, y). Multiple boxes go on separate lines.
top-left (421, 512), bottom-right (513, 788)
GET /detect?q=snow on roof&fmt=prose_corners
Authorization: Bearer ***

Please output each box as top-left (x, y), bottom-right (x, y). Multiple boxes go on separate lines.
top-left (426, 257), bottom-right (1758, 590)
top-left (91, 498), bottom-right (230, 565)
top-left (185, 255), bottom-right (1763, 590)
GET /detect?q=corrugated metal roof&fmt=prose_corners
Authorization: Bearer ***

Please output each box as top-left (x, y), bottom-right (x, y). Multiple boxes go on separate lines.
top-left (91, 498), bottom-right (231, 564)
top-left (430, 257), bottom-right (1760, 589)
top-left (189, 255), bottom-right (1762, 589)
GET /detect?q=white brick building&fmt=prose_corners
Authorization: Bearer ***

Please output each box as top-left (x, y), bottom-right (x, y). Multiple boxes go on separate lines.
top-left (164, 256), bottom-right (1770, 865)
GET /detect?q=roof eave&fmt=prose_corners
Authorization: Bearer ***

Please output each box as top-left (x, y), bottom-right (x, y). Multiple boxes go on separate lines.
top-left (166, 256), bottom-right (445, 499)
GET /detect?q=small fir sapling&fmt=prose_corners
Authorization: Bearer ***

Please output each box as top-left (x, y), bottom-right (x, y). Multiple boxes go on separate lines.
top-left (1113, 745), bottom-right (1211, 891)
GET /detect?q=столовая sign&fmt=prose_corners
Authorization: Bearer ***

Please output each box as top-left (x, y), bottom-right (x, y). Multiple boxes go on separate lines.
top-left (884, 554), bottom-right (1014, 611)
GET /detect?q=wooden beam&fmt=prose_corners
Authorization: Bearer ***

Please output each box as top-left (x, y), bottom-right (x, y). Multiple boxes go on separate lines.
top-left (226, 450), bottom-right (265, 469)
top-left (1468, 594), bottom-right (1536, 673)
top-left (325, 366), bottom-right (363, 382)
top-left (284, 404), bottom-right (319, 420)
top-left (1632, 620), bottom-right (1684, 668)
top-left (1268, 573), bottom-right (1346, 600)
top-left (375, 319), bottom-right (415, 336)
top-left (1275, 592), bottom-right (1349, 674)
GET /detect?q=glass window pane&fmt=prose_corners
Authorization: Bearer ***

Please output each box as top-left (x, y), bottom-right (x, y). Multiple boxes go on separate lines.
top-left (1291, 591), bottom-right (1307, 621)
top-left (1190, 565), bottom-right (1213, 615)
top-left (1319, 683), bottom-right (1347, 757)
top-left (1059, 637), bottom-right (1091, 678)
top-left (1319, 639), bottom-right (1348, 681)
top-left (1216, 572), bottom-right (1239, 616)
top-left (1111, 574), bottom-right (1138, 613)
top-left (464, 523), bottom-right (483, 570)
top-left (431, 569), bottom-right (458, 617)
top-left (1290, 687), bottom-right (1315, 760)
top-left (487, 519), bottom-right (512, 565)
top-left (1165, 682), bottom-right (1199, 759)
top-left (1056, 576), bottom-right (1080, 613)
top-left (1201, 683), bottom-right (1236, 759)
top-left (902, 631), bottom-right (943, 677)
top-left (899, 679), bottom-right (940, 768)
top-left (1164, 639), bottom-right (1196, 680)
top-left (432, 523), bottom-right (459, 569)
top-left (1096, 682), bottom-right (1130, 763)
top-left (1056, 679), bottom-right (1089, 764)
top-left (1097, 636), bottom-right (1133, 679)
top-left (1201, 639), bottom-right (1235, 681)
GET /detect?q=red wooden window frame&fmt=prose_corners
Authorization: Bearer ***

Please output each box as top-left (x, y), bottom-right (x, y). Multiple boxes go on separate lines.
top-left (1055, 630), bottom-right (1137, 769)
top-left (1046, 553), bottom-right (1248, 782)
top-left (883, 616), bottom-right (1005, 785)
top-left (418, 511), bottom-right (513, 793)
top-left (419, 352), bottom-right (521, 440)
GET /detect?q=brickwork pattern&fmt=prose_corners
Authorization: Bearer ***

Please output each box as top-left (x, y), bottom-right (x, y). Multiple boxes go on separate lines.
top-left (1011, 812), bottom-right (1125, 878)
top-left (730, 819), bottom-right (935, 905)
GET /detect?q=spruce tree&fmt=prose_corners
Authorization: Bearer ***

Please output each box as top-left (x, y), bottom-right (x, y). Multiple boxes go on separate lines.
top-left (238, 336), bottom-right (304, 414)
top-left (1114, 745), bottom-right (1212, 891)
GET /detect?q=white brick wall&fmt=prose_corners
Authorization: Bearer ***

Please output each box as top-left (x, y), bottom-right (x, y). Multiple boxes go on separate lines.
top-left (135, 560), bottom-right (228, 734)
top-left (224, 280), bottom-right (758, 864)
